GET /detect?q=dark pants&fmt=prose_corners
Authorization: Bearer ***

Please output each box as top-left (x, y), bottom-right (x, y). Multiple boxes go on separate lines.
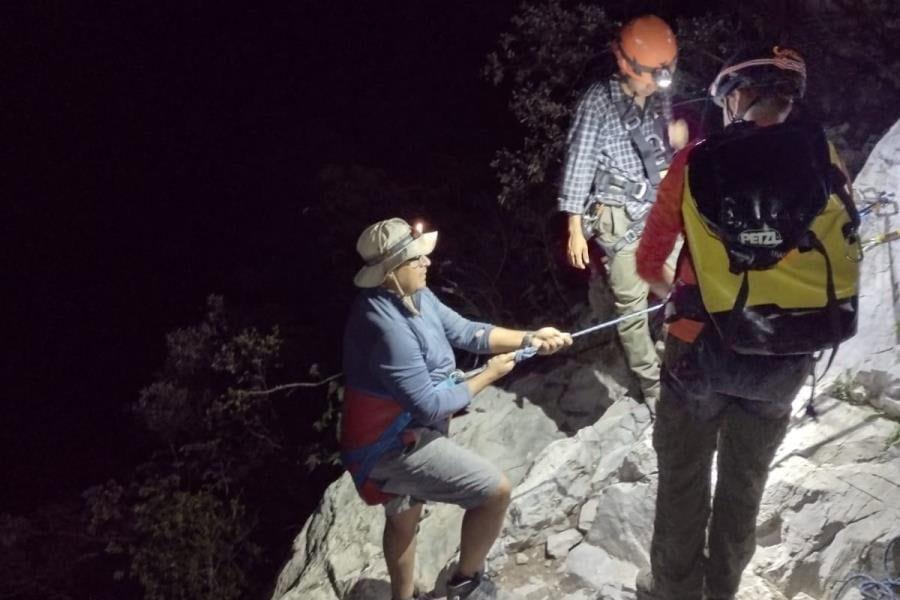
top-left (645, 335), bottom-right (808, 600)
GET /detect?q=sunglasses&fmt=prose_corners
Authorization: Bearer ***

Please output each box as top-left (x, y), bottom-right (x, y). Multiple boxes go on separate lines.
top-left (401, 255), bottom-right (429, 267)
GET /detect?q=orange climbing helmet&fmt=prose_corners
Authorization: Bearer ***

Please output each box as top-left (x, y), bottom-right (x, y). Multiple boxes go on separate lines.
top-left (614, 15), bottom-right (678, 88)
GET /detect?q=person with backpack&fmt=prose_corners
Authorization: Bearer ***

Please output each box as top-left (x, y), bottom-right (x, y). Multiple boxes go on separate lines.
top-left (559, 14), bottom-right (688, 408)
top-left (634, 45), bottom-right (860, 599)
top-left (342, 217), bottom-right (572, 600)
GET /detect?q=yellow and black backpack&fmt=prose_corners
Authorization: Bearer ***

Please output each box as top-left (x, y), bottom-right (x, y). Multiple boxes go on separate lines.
top-left (682, 119), bottom-right (860, 356)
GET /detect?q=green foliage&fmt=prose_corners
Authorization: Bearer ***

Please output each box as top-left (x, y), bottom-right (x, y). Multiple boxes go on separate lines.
top-left (129, 477), bottom-right (257, 600)
top-left (484, 0), bottom-right (615, 207)
top-left (829, 371), bottom-right (868, 405)
top-left (83, 295), bottom-right (301, 600)
top-left (0, 507), bottom-right (82, 599)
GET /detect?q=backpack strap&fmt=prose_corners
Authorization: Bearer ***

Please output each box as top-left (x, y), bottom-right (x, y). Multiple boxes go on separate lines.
top-left (829, 164), bottom-right (861, 239)
top-left (802, 167), bottom-right (859, 418)
top-left (806, 228), bottom-right (843, 376)
top-left (799, 228), bottom-right (843, 419)
top-left (722, 271), bottom-right (751, 348)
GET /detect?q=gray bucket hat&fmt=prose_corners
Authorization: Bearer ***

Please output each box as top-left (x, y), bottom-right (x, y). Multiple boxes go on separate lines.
top-left (353, 218), bottom-right (438, 288)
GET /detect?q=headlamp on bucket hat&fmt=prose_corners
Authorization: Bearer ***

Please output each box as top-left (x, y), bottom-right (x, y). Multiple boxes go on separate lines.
top-left (353, 218), bottom-right (438, 288)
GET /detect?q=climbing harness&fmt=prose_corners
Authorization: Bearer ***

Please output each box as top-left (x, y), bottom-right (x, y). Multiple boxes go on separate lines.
top-left (612, 84), bottom-right (671, 188)
top-left (341, 374), bottom-right (460, 505)
top-left (833, 536), bottom-right (900, 599)
top-left (581, 80), bottom-right (672, 252)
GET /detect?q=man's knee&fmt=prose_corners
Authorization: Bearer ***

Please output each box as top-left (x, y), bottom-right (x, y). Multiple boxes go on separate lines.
top-left (385, 504), bottom-right (422, 539)
top-left (488, 473), bottom-right (512, 508)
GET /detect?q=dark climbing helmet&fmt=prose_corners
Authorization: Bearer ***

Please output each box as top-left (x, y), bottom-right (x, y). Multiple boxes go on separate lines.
top-left (708, 45), bottom-right (807, 107)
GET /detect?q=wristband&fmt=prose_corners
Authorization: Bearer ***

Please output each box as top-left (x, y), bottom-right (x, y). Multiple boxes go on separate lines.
top-left (520, 332), bottom-right (535, 349)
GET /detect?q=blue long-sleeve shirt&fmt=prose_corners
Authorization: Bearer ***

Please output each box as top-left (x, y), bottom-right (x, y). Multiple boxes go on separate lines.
top-left (343, 287), bottom-right (495, 430)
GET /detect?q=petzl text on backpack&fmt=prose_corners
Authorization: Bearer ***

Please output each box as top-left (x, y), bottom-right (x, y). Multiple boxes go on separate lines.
top-left (682, 120), bottom-right (860, 355)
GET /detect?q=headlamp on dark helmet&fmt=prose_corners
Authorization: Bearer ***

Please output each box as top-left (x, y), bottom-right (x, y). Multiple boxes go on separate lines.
top-left (709, 45), bottom-right (807, 107)
top-left (614, 15), bottom-right (678, 89)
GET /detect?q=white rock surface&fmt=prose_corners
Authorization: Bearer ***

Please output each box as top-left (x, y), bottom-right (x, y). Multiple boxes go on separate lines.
top-left (564, 542), bottom-right (638, 597)
top-left (500, 399), bottom-right (651, 553)
top-left (577, 498), bottom-right (599, 534)
top-left (831, 118), bottom-right (900, 382)
top-left (545, 529), bottom-right (583, 559)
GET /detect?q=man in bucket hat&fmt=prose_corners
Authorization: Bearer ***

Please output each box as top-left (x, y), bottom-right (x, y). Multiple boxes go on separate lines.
top-left (342, 217), bottom-right (572, 600)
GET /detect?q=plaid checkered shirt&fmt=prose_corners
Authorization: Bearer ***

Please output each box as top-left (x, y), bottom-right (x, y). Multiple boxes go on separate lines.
top-left (558, 76), bottom-right (669, 219)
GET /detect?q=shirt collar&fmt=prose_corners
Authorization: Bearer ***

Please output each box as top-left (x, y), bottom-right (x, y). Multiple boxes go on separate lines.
top-left (609, 74), bottom-right (659, 116)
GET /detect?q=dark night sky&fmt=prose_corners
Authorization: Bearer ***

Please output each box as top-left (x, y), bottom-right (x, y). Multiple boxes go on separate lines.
top-left (3, 2), bottom-right (522, 511)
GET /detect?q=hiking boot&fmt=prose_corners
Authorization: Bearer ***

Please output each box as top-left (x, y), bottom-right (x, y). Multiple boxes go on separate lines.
top-left (446, 572), bottom-right (498, 600)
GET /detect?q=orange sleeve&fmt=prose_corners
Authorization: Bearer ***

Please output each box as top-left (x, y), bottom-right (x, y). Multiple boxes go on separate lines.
top-left (636, 142), bottom-right (696, 283)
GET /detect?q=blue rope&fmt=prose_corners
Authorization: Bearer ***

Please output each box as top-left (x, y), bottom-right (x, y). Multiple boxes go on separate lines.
top-left (835, 537), bottom-right (900, 599)
top-left (514, 345), bottom-right (538, 362)
top-left (455, 305), bottom-right (663, 381)
top-left (570, 304), bottom-right (663, 340)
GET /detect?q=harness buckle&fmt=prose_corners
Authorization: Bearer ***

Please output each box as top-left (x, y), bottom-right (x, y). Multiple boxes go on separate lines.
top-left (622, 227), bottom-right (640, 246)
top-left (622, 114), bottom-right (642, 131)
top-left (629, 181), bottom-right (649, 201)
top-left (611, 226), bottom-right (642, 253)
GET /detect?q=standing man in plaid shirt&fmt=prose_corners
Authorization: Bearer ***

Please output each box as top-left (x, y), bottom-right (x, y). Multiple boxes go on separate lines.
top-left (559, 15), bottom-right (688, 406)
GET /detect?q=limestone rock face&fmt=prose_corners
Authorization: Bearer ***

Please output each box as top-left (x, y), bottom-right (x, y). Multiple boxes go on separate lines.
top-left (749, 395), bottom-right (900, 600)
top-left (831, 119), bottom-right (900, 382)
top-left (545, 528), bottom-right (583, 559)
top-left (273, 120), bottom-right (900, 600)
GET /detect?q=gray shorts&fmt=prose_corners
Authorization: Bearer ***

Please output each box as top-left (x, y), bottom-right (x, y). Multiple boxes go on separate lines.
top-left (369, 428), bottom-right (502, 517)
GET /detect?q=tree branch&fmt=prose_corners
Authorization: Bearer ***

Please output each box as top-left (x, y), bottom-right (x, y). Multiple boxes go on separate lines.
top-left (237, 373), bottom-right (342, 397)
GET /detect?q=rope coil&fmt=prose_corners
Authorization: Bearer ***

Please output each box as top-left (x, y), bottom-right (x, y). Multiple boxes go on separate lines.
top-left (835, 537), bottom-right (900, 600)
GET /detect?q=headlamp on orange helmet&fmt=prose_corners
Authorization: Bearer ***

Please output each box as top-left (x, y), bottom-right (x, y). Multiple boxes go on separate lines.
top-left (614, 15), bottom-right (678, 90)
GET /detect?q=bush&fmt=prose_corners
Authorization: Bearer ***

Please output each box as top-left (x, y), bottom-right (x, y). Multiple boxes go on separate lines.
top-left (82, 295), bottom-right (336, 600)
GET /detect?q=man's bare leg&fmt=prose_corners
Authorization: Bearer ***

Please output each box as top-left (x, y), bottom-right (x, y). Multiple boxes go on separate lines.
top-left (457, 474), bottom-right (512, 578)
top-left (384, 503), bottom-right (424, 600)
